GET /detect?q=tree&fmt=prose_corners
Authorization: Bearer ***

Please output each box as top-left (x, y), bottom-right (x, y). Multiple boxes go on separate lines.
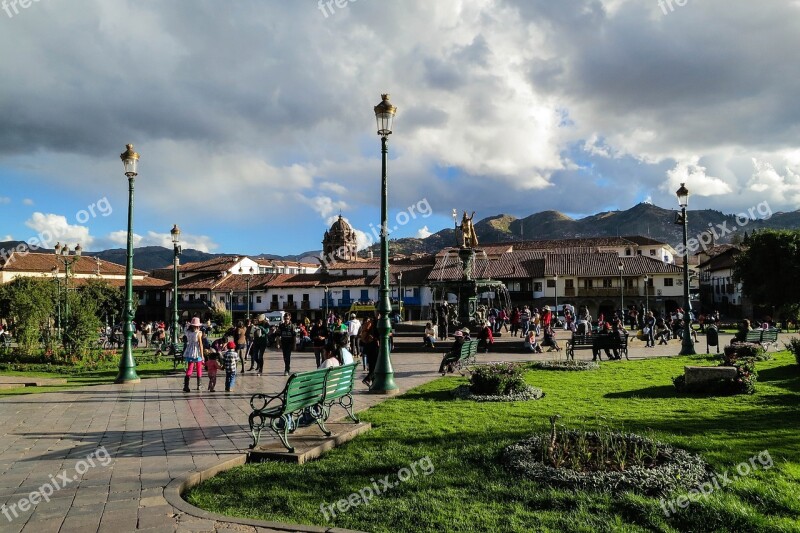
top-left (0, 277), bottom-right (56, 355)
top-left (733, 229), bottom-right (800, 311)
top-left (81, 279), bottom-right (125, 327)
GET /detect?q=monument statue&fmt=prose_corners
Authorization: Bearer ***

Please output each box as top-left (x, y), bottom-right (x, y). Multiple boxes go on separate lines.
top-left (460, 211), bottom-right (478, 248)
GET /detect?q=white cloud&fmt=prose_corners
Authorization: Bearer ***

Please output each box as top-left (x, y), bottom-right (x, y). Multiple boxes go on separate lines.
top-left (104, 230), bottom-right (218, 253)
top-left (746, 158), bottom-right (800, 205)
top-left (663, 158), bottom-right (732, 197)
top-left (22, 198), bottom-right (34, 206)
top-left (24, 212), bottom-right (94, 249)
top-left (2, 235), bottom-right (13, 241)
top-left (416, 226), bottom-right (433, 238)
top-left (0, 197), bottom-right (10, 204)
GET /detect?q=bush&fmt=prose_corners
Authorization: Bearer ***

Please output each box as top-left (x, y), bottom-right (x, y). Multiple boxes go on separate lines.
top-left (724, 342), bottom-right (769, 361)
top-left (529, 360), bottom-right (599, 371)
top-left (470, 362), bottom-right (527, 395)
top-left (784, 337), bottom-right (800, 366)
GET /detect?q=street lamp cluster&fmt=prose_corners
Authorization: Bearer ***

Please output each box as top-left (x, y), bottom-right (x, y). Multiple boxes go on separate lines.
top-left (677, 182), bottom-right (696, 355)
top-left (239, 266), bottom-right (255, 319)
top-left (171, 224), bottom-right (181, 348)
top-left (53, 243), bottom-right (82, 343)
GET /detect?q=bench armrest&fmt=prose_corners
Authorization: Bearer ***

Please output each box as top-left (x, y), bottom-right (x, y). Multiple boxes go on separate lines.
top-left (249, 391), bottom-right (285, 412)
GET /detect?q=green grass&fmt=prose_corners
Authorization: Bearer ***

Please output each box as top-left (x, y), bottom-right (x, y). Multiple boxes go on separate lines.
top-left (0, 350), bottom-right (177, 396)
top-left (186, 352), bottom-right (800, 533)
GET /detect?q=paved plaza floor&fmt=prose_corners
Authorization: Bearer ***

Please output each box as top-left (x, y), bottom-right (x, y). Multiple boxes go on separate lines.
top-left (0, 330), bottom-right (751, 532)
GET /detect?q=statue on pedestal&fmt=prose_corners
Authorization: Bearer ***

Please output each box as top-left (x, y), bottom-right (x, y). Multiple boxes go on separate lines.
top-left (460, 211), bottom-right (478, 248)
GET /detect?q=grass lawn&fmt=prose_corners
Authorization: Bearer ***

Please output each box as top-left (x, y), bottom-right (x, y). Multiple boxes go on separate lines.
top-left (0, 349), bottom-right (178, 396)
top-left (187, 351), bottom-right (800, 533)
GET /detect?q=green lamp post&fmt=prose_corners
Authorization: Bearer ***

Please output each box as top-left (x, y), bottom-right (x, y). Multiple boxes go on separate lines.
top-left (618, 261), bottom-right (624, 317)
top-left (54, 242), bottom-right (81, 346)
top-left (115, 144), bottom-right (141, 383)
top-left (171, 224), bottom-right (181, 347)
top-left (370, 94), bottom-right (399, 395)
top-left (677, 183), bottom-right (696, 355)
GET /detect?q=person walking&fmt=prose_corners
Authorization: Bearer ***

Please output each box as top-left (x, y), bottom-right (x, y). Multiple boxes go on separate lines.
top-left (360, 317), bottom-right (379, 386)
top-left (510, 306), bottom-right (520, 337)
top-left (520, 306), bottom-right (531, 337)
top-left (346, 313), bottom-right (361, 358)
top-left (249, 317), bottom-right (268, 375)
top-left (223, 341), bottom-right (237, 392)
top-left (310, 318), bottom-right (328, 368)
top-left (278, 314), bottom-right (297, 375)
top-left (644, 311), bottom-right (656, 348)
top-left (182, 317), bottom-right (205, 393)
top-left (205, 352), bottom-right (220, 392)
top-left (234, 321), bottom-right (247, 374)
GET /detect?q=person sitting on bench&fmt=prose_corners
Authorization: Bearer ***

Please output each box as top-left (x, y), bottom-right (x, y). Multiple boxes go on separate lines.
top-left (438, 330), bottom-right (465, 374)
top-left (592, 322), bottom-right (614, 361)
top-left (541, 325), bottom-right (561, 352)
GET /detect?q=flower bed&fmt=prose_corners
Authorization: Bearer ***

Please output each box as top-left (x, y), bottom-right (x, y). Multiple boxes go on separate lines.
top-left (529, 360), bottom-right (599, 371)
top-left (451, 384), bottom-right (544, 402)
top-left (503, 426), bottom-right (709, 496)
top-left (675, 345), bottom-right (759, 395)
top-left (722, 342), bottom-right (771, 361)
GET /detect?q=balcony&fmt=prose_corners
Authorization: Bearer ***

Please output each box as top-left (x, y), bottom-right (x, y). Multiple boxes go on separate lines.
top-left (579, 288), bottom-right (641, 298)
top-left (269, 302), bottom-right (280, 311)
top-left (283, 302), bottom-right (298, 311)
top-left (337, 298), bottom-right (354, 308)
top-left (563, 287), bottom-right (576, 297)
top-left (301, 301), bottom-right (311, 310)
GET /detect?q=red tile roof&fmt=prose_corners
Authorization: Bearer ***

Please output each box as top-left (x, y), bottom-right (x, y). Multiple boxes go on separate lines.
top-left (0, 252), bottom-right (148, 276)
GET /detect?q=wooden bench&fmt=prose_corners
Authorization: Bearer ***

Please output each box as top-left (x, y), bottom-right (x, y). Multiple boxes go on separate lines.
top-left (248, 363), bottom-right (359, 452)
top-left (440, 340), bottom-right (478, 375)
top-left (566, 334), bottom-right (593, 360)
top-left (744, 329), bottom-right (780, 351)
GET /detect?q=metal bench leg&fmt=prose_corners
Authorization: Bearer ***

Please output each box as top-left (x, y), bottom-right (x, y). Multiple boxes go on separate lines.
top-left (338, 394), bottom-right (359, 423)
top-left (271, 416), bottom-right (295, 453)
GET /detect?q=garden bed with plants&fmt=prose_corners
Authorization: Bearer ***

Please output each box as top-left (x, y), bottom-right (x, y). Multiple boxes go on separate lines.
top-left (450, 362), bottom-right (544, 402)
top-left (528, 360), bottom-right (600, 371)
top-left (502, 416), bottom-right (709, 496)
top-left (674, 343), bottom-right (760, 395)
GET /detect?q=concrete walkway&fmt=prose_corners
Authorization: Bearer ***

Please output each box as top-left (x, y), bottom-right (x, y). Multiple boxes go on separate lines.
top-left (0, 331), bottom-right (749, 532)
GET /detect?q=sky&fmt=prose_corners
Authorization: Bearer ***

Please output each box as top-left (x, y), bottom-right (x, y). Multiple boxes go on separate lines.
top-left (1, 0), bottom-right (799, 256)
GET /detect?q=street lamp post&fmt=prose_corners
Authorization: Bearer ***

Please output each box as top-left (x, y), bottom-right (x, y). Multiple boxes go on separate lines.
top-left (239, 266), bottom-right (255, 320)
top-left (397, 271), bottom-right (403, 321)
top-left (644, 274), bottom-right (650, 315)
top-left (677, 183), bottom-right (696, 355)
top-left (115, 144), bottom-right (141, 384)
top-left (51, 266), bottom-right (61, 340)
top-left (170, 225), bottom-right (181, 346)
top-left (323, 285), bottom-right (329, 322)
top-left (371, 94), bottom-right (399, 395)
top-left (618, 261), bottom-right (624, 318)
top-left (54, 242), bottom-right (81, 345)
top-left (553, 275), bottom-right (558, 315)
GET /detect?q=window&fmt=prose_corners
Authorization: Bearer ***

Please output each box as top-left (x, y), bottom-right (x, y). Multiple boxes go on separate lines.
top-left (288, 294), bottom-right (294, 303)
top-left (650, 249), bottom-right (656, 256)
top-left (272, 295), bottom-right (279, 303)
top-left (342, 270), bottom-right (347, 276)
top-left (602, 278), bottom-right (613, 288)
top-left (533, 282), bottom-right (543, 292)
top-left (585, 279), bottom-right (594, 289)
top-left (636, 250), bottom-right (642, 255)
top-left (624, 278), bottom-right (634, 289)
top-left (546, 279), bottom-right (556, 288)
top-left (200, 294), bottom-right (207, 301)
top-left (303, 294), bottom-right (310, 302)
top-left (155, 292), bottom-right (161, 301)
top-left (256, 296), bottom-right (262, 303)
top-left (363, 270), bottom-right (368, 276)
top-left (564, 279), bottom-right (574, 289)
top-left (625, 248), bottom-right (632, 256)
top-left (664, 278), bottom-right (674, 287)
top-left (189, 294), bottom-right (195, 302)
top-left (506, 281), bottom-right (521, 292)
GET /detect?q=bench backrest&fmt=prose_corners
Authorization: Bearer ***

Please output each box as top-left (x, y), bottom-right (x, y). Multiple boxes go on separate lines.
top-left (745, 331), bottom-right (763, 342)
top-left (761, 330), bottom-right (779, 342)
top-left (458, 340), bottom-right (477, 361)
top-left (570, 334), bottom-right (591, 345)
top-left (325, 363), bottom-right (358, 402)
top-left (284, 367), bottom-right (329, 413)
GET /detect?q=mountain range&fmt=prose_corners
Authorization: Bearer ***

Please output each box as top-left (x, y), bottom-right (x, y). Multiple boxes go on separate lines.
top-left (3, 203), bottom-right (798, 271)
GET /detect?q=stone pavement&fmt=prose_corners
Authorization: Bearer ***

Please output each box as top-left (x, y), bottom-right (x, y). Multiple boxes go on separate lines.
top-left (0, 330), bottom-right (747, 532)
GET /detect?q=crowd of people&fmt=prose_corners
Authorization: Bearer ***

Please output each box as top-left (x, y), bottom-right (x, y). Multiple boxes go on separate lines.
top-left (174, 311), bottom-right (381, 393)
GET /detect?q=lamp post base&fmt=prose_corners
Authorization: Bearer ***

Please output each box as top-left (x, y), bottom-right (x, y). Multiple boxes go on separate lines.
top-left (369, 384), bottom-right (400, 395)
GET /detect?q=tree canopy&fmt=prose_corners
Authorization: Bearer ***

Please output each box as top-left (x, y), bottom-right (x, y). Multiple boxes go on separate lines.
top-left (733, 229), bottom-right (800, 311)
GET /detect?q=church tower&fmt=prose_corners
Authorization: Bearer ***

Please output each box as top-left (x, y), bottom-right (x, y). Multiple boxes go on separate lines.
top-left (322, 215), bottom-right (358, 262)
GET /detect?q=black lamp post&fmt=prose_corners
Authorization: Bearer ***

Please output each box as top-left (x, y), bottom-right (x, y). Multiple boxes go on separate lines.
top-left (677, 183), bottom-right (696, 355)
top-left (323, 285), bottom-right (329, 320)
top-left (171, 225), bottom-right (181, 346)
top-left (239, 266), bottom-right (255, 320)
top-left (618, 261), bottom-right (624, 318)
top-left (553, 275), bottom-right (558, 314)
top-left (398, 271), bottom-right (403, 321)
top-left (644, 274), bottom-right (650, 315)
top-left (371, 93), bottom-right (399, 395)
top-left (115, 144), bottom-right (141, 384)
top-left (54, 242), bottom-right (81, 344)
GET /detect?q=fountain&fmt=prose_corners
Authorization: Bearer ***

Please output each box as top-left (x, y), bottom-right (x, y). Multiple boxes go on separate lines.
top-left (430, 211), bottom-right (512, 332)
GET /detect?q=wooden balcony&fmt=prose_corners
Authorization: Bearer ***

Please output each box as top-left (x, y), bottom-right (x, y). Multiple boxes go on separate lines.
top-left (300, 301), bottom-right (311, 310)
top-left (579, 288), bottom-right (641, 298)
top-left (283, 302), bottom-right (298, 311)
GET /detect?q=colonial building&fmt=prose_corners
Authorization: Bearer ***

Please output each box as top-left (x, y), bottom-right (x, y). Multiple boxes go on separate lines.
top-left (697, 245), bottom-right (748, 318)
top-left (322, 215), bottom-right (358, 262)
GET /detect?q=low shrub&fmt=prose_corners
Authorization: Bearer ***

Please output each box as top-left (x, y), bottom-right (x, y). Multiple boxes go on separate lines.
top-left (529, 360), bottom-right (599, 371)
top-left (451, 384), bottom-right (544, 402)
top-left (673, 358), bottom-right (757, 395)
top-left (784, 337), bottom-right (800, 366)
top-left (469, 362), bottom-right (527, 396)
top-left (503, 418), bottom-right (709, 496)
top-left (723, 342), bottom-right (770, 361)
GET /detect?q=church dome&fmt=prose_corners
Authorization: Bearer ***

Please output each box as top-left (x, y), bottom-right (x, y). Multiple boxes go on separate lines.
top-left (328, 215), bottom-right (355, 237)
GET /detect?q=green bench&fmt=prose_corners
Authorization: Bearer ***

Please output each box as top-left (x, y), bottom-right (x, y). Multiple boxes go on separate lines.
top-left (565, 334), bottom-right (593, 360)
top-left (167, 343), bottom-right (185, 369)
top-left (744, 329), bottom-right (779, 351)
top-left (440, 340), bottom-right (478, 375)
top-left (1, 334), bottom-right (12, 353)
top-left (248, 363), bottom-right (359, 452)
